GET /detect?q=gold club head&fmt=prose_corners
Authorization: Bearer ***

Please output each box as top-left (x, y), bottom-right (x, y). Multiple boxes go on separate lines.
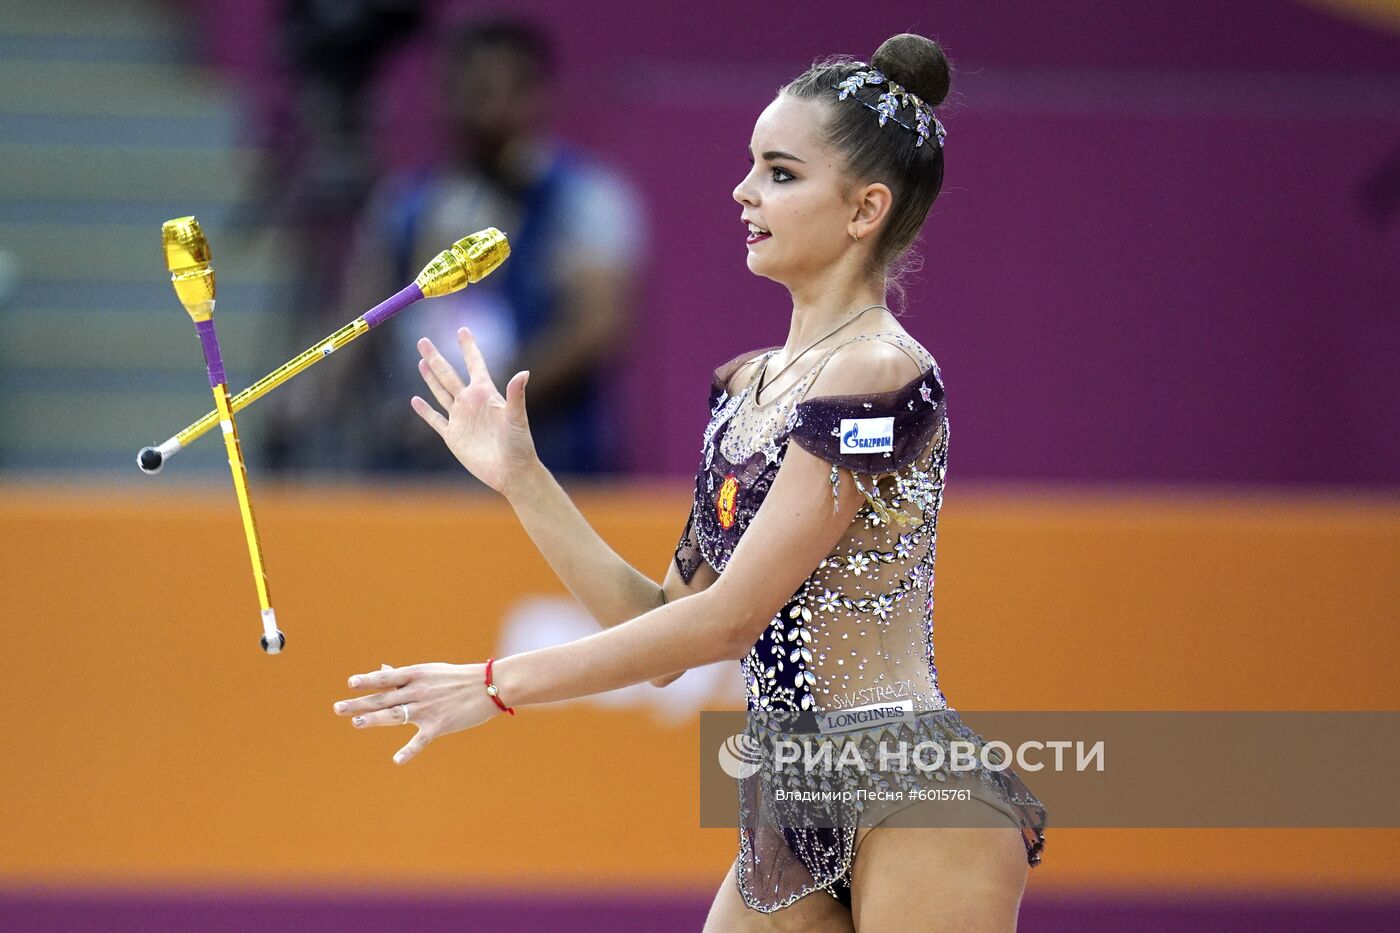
top-left (414, 227), bottom-right (511, 299)
top-left (161, 215), bottom-right (216, 322)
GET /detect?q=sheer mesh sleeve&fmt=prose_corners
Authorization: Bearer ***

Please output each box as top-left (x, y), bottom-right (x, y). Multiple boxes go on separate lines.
top-left (673, 504), bottom-right (704, 584)
top-left (789, 368), bottom-right (946, 474)
top-left (795, 364), bottom-right (946, 518)
top-left (672, 346), bottom-right (781, 583)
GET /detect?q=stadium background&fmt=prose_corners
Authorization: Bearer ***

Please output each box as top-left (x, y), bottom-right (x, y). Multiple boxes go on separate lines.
top-left (1, 0), bottom-right (1397, 928)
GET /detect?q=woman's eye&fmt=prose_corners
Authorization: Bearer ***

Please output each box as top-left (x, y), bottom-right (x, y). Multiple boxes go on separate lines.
top-left (744, 158), bottom-right (792, 182)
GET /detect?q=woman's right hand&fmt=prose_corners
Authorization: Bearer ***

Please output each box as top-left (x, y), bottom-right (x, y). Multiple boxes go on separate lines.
top-left (410, 327), bottom-right (540, 498)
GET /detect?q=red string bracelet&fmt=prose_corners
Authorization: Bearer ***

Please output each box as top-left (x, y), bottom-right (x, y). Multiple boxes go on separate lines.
top-left (484, 657), bottom-right (515, 716)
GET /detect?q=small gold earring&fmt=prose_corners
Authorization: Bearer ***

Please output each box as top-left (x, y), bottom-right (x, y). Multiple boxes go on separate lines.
top-left (851, 231), bottom-right (861, 242)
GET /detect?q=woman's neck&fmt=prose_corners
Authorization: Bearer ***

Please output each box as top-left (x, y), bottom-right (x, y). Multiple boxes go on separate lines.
top-left (782, 274), bottom-right (889, 353)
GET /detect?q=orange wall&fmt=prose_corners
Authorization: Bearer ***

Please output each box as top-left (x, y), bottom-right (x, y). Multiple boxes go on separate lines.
top-left (1, 481), bottom-right (1397, 895)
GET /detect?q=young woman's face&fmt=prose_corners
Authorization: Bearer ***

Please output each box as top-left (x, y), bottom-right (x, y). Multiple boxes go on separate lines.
top-left (732, 94), bottom-right (856, 285)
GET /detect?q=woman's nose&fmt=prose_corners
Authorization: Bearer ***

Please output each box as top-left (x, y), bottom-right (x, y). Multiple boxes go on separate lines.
top-left (733, 175), bottom-right (756, 206)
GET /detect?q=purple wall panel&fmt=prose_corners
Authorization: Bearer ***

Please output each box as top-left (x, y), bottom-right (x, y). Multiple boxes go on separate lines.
top-left (597, 98), bottom-right (1400, 483)
top-left (193, 0), bottom-right (1400, 80)
top-left (189, 0), bottom-right (1400, 484)
top-left (434, 0), bottom-right (1400, 78)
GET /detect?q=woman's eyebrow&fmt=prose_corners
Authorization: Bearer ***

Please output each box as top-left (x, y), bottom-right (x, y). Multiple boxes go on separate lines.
top-left (748, 147), bottom-right (807, 164)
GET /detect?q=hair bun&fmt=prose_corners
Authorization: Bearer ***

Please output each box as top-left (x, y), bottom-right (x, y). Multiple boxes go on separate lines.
top-left (870, 34), bottom-right (950, 108)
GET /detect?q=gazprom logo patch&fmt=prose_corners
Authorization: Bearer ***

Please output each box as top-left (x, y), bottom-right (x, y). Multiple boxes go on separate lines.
top-left (839, 417), bottom-right (894, 454)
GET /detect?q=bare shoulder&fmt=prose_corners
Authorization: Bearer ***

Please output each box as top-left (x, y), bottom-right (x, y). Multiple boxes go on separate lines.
top-left (806, 333), bottom-right (930, 398)
top-left (720, 347), bottom-right (778, 394)
top-left (727, 355), bottom-right (764, 391)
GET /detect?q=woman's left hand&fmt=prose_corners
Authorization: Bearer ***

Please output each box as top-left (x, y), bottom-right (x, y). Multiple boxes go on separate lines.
top-left (332, 662), bottom-right (498, 765)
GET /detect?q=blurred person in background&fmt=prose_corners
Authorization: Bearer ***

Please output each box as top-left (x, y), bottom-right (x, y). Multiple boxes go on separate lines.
top-left (269, 0), bottom-right (425, 246)
top-left (274, 16), bottom-right (645, 476)
top-left (256, 0), bottom-right (424, 475)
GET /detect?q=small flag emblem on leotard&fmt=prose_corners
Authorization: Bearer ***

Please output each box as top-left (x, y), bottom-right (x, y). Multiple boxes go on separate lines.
top-left (716, 473), bottom-right (739, 530)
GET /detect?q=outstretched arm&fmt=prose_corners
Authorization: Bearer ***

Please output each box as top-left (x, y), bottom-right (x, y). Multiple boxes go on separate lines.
top-left (332, 440), bottom-right (865, 764)
top-left (334, 337), bottom-right (919, 763)
top-left (486, 331), bottom-right (926, 704)
top-left (504, 460), bottom-right (718, 686)
top-left (490, 440), bottom-right (865, 705)
top-left (414, 330), bottom-right (715, 687)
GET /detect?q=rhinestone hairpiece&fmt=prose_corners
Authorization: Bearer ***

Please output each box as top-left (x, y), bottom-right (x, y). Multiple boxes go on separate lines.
top-left (832, 68), bottom-right (946, 149)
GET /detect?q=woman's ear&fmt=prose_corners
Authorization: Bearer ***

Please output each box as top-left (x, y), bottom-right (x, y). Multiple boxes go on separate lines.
top-left (849, 182), bottom-right (894, 242)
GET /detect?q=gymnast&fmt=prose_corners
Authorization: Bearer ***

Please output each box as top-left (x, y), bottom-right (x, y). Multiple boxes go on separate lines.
top-left (333, 32), bottom-right (1045, 931)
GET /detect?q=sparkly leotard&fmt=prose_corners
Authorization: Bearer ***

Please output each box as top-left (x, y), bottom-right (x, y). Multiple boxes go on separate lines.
top-left (674, 332), bottom-right (1047, 912)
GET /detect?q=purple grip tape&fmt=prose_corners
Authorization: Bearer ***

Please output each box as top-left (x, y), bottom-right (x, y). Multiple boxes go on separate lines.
top-left (362, 283), bottom-right (424, 328)
top-left (194, 318), bottom-right (227, 387)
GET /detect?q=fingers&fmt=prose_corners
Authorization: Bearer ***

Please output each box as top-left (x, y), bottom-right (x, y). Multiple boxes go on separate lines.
top-left (457, 327), bottom-right (493, 386)
top-left (349, 665), bottom-right (412, 690)
top-left (333, 662), bottom-right (435, 764)
top-left (333, 687), bottom-right (407, 717)
top-left (504, 370), bottom-right (530, 425)
top-left (410, 396), bottom-right (448, 435)
top-left (346, 702), bottom-right (415, 729)
top-left (417, 337), bottom-right (466, 397)
top-left (394, 727), bottom-right (433, 765)
top-left (417, 358), bottom-right (455, 409)
top-left (333, 663), bottom-right (416, 715)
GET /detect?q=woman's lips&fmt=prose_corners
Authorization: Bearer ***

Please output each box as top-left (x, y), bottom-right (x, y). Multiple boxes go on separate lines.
top-left (746, 232), bottom-right (771, 245)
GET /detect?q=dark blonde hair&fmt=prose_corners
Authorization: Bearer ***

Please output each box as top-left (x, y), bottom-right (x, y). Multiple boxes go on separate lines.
top-left (781, 34), bottom-right (952, 308)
